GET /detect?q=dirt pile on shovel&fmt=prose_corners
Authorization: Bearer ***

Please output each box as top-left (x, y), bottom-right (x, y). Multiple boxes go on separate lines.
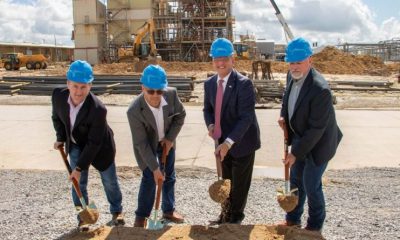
top-left (208, 179), bottom-right (231, 203)
top-left (62, 224), bottom-right (325, 240)
top-left (277, 195), bottom-right (298, 212)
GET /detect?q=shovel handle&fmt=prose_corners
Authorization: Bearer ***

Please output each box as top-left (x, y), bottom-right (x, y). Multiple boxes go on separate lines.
top-left (214, 140), bottom-right (222, 179)
top-left (58, 146), bottom-right (85, 202)
top-left (154, 179), bottom-right (163, 211)
top-left (283, 123), bottom-right (289, 181)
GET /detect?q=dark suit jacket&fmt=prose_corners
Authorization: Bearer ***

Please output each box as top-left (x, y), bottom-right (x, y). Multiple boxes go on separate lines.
top-left (127, 87), bottom-right (186, 171)
top-left (52, 88), bottom-right (116, 171)
top-left (281, 68), bottom-right (343, 165)
top-left (203, 69), bottom-right (261, 158)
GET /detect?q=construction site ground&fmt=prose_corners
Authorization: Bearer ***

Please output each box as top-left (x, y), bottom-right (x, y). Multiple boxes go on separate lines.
top-left (1, 48), bottom-right (400, 239)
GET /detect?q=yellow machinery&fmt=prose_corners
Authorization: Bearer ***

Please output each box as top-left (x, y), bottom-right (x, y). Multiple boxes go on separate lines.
top-left (117, 18), bottom-right (159, 71)
top-left (1, 53), bottom-right (48, 71)
top-left (233, 42), bottom-right (250, 60)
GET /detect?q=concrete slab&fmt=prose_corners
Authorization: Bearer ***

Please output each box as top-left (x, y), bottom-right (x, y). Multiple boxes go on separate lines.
top-left (0, 105), bottom-right (399, 178)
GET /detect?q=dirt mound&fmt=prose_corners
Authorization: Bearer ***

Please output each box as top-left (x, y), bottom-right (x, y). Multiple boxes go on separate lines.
top-left (312, 46), bottom-right (390, 75)
top-left (63, 224), bottom-right (325, 240)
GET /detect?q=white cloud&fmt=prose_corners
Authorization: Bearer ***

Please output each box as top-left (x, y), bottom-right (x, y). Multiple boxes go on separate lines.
top-left (0, 0), bottom-right (73, 45)
top-left (233, 0), bottom-right (400, 45)
top-left (0, 0), bottom-right (398, 47)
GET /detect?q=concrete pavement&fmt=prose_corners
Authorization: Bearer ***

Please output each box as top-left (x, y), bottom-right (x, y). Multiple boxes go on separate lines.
top-left (0, 105), bottom-right (399, 178)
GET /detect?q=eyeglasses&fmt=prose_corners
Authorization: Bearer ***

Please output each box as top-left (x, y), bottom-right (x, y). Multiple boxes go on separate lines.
top-left (146, 89), bottom-right (164, 95)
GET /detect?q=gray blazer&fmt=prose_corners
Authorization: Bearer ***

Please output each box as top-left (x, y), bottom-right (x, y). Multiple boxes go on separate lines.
top-left (127, 87), bottom-right (186, 171)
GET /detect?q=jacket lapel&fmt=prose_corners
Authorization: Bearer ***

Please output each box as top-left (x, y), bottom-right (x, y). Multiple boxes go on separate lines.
top-left (140, 95), bottom-right (158, 133)
top-left (162, 94), bottom-right (169, 132)
top-left (221, 70), bottom-right (235, 114)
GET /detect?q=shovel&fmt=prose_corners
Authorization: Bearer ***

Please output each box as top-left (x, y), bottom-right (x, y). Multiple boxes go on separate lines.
top-left (58, 145), bottom-right (99, 224)
top-left (145, 146), bottom-right (167, 230)
top-left (208, 139), bottom-right (231, 203)
top-left (277, 123), bottom-right (298, 212)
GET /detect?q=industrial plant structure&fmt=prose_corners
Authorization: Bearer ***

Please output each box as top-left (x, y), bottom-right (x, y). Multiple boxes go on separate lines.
top-left (72, 0), bottom-right (234, 64)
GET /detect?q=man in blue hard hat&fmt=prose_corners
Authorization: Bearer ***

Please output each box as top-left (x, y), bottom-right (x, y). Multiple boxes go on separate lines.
top-left (51, 60), bottom-right (125, 231)
top-left (277, 38), bottom-right (342, 233)
top-left (127, 64), bottom-right (186, 227)
top-left (204, 38), bottom-right (261, 224)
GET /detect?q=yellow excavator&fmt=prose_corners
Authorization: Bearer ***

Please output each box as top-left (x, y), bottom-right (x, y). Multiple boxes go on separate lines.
top-left (117, 18), bottom-right (159, 71)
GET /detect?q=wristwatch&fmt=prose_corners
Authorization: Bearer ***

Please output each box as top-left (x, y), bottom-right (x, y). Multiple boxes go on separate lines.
top-left (224, 140), bottom-right (232, 149)
top-left (75, 166), bottom-right (82, 172)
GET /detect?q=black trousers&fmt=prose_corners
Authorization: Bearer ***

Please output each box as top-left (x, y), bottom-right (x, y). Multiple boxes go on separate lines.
top-left (222, 151), bottom-right (255, 221)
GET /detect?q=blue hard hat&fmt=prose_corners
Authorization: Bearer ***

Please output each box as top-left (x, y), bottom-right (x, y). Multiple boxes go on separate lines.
top-left (66, 60), bottom-right (94, 83)
top-left (140, 65), bottom-right (168, 89)
top-left (285, 37), bottom-right (313, 62)
top-left (210, 38), bottom-right (234, 58)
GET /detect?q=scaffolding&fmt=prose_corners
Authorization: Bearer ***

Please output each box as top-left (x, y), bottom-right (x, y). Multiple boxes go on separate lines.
top-left (152, 0), bottom-right (234, 62)
top-left (337, 38), bottom-right (400, 62)
top-left (104, 0), bottom-right (234, 62)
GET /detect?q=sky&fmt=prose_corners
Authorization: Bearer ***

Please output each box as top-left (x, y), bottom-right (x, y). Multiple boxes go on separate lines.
top-left (0, 0), bottom-right (399, 46)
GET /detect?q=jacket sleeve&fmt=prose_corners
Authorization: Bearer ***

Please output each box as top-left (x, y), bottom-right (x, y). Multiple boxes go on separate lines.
top-left (77, 107), bottom-right (108, 170)
top-left (164, 89), bottom-right (186, 143)
top-left (51, 89), bottom-right (67, 142)
top-left (228, 79), bottom-right (256, 142)
top-left (203, 80), bottom-right (215, 129)
top-left (291, 89), bottom-right (332, 159)
top-left (127, 107), bottom-right (159, 171)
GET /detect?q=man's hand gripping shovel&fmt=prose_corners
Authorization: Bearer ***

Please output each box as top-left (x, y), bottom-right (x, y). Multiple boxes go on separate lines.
top-left (58, 145), bottom-right (99, 224)
top-left (145, 146), bottom-right (168, 230)
top-left (277, 122), bottom-right (299, 212)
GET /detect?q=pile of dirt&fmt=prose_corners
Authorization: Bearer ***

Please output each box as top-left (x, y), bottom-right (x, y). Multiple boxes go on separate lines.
top-left (63, 224), bottom-right (325, 240)
top-left (312, 46), bottom-right (391, 76)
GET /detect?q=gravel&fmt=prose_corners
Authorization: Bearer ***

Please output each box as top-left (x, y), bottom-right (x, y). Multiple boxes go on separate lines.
top-left (0, 167), bottom-right (399, 240)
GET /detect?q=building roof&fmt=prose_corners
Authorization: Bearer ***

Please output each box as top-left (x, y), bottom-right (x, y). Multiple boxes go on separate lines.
top-left (0, 42), bottom-right (74, 49)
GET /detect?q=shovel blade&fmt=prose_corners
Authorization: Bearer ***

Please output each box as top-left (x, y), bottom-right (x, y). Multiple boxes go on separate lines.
top-left (79, 201), bottom-right (99, 224)
top-left (145, 211), bottom-right (164, 230)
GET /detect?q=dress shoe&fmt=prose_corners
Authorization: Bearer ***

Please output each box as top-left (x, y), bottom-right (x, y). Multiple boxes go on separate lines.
top-left (134, 217), bottom-right (145, 228)
top-left (276, 220), bottom-right (301, 228)
top-left (111, 212), bottom-right (125, 226)
top-left (304, 225), bottom-right (322, 233)
top-left (78, 220), bottom-right (90, 232)
top-left (163, 211), bottom-right (184, 223)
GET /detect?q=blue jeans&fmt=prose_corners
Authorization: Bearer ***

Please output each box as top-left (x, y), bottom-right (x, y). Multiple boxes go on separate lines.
top-left (286, 153), bottom-right (328, 230)
top-left (69, 144), bottom-right (123, 214)
top-left (135, 146), bottom-right (176, 219)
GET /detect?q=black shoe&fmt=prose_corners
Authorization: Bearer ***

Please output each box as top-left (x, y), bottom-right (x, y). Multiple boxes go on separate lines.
top-left (112, 212), bottom-right (125, 226)
top-left (78, 220), bottom-right (90, 232)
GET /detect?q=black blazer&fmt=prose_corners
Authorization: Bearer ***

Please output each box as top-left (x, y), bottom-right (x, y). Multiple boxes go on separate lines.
top-left (281, 68), bottom-right (342, 165)
top-left (203, 69), bottom-right (261, 158)
top-left (51, 88), bottom-right (116, 171)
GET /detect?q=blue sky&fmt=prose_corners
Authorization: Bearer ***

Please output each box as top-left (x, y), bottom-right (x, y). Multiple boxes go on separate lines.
top-left (0, 0), bottom-right (399, 46)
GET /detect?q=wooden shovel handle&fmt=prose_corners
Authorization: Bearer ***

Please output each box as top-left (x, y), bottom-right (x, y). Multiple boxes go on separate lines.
top-left (58, 146), bottom-right (84, 199)
top-left (283, 123), bottom-right (290, 181)
top-left (214, 140), bottom-right (222, 179)
top-left (154, 179), bottom-right (163, 211)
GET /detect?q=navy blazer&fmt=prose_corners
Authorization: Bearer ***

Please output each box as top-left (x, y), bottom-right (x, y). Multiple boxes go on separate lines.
top-left (281, 68), bottom-right (343, 165)
top-left (203, 70), bottom-right (261, 158)
top-left (51, 88), bottom-right (116, 171)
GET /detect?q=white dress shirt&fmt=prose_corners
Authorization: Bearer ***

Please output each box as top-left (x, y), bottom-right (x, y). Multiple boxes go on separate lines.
top-left (68, 96), bottom-right (85, 144)
top-left (145, 97), bottom-right (168, 142)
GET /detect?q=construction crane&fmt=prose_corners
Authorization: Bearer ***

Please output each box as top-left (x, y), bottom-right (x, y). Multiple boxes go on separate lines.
top-left (269, 0), bottom-right (294, 41)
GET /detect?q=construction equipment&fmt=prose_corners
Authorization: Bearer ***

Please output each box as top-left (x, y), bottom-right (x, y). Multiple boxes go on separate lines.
top-left (145, 146), bottom-right (167, 230)
top-left (270, 0), bottom-right (294, 41)
top-left (117, 18), bottom-right (159, 72)
top-left (1, 53), bottom-right (48, 71)
top-left (233, 42), bottom-right (250, 60)
top-left (277, 123), bottom-right (298, 213)
top-left (58, 145), bottom-right (99, 224)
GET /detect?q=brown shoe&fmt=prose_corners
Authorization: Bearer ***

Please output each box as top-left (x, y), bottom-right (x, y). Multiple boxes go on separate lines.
top-left (134, 217), bottom-right (145, 228)
top-left (163, 211), bottom-right (184, 223)
top-left (112, 212), bottom-right (125, 226)
top-left (276, 220), bottom-right (301, 228)
top-left (304, 225), bottom-right (322, 233)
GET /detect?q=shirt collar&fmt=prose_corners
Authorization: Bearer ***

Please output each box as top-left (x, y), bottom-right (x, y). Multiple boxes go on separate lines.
top-left (218, 71), bottom-right (232, 83)
top-left (145, 95), bottom-right (168, 111)
top-left (67, 95), bottom-right (85, 109)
